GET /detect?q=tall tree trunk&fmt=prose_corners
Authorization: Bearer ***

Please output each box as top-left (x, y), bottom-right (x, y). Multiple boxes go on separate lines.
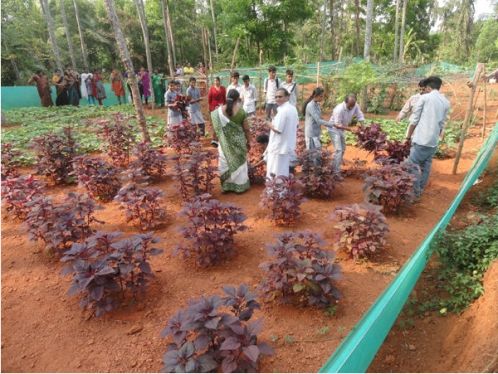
top-left (134, 0), bottom-right (155, 108)
top-left (354, 0), bottom-right (361, 56)
top-left (160, 0), bottom-right (174, 77)
top-left (393, 0), bottom-right (401, 63)
top-left (319, 0), bottom-right (327, 62)
top-left (329, 0), bottom-right (335, 59)
top-left (398, 0), bottom-right (407, 63)
top-left (207, 29), bottom-right (213, 72)
top-left (103, 0), bottom-right (150, 142)
top-left (209, 0), bottom-right (218, 60)
top-left (164, 0), bottom-right (176, 66)
top-left (60, 0), bottom-right (76, 69)
top-left (40, 0), bottom-right (63, 72)
top-left (201, 27), bottom-right (208, 69)
top-left (73, 0), bottom-right (89, 71)
top-left (230, 36), bottom-right (241, 71)
top-left (362, 0), bottom-right (374, 112)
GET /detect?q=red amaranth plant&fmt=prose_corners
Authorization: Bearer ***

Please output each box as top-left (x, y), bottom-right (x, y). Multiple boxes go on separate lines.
top-left (61, 231), bottom-right (162, 317)
top-left (114, 183), bottom-right (167, 230)
top-left (355, 123), bottom-right (387, 153)
top-left (1, 143), bottom-right (22, 179)
top-left (161, 284), bottom-right (273, 373)
top-left (260, 174), bottom-right (304, 225)
top-left (259, 231), bottom-right (342, 307)
top-left (298, 149), bottom-right (337, 198)
top-left (176, 194), bottom-right (248, 267)
top-left (166, 120), bottom-right (199, 155)
top-left (172, 149), bottom-right (217, 201)
top-left (374, 139), bottom-right (411, 165)
top-left (94, 114), bottom-right (135, 167)
top-left (1, 174), bottom-right (45, 220)
top-left (363, 162), bottom-right (418, 213)
top-left (332, 203), bottom-right (389, 259)
top-left (72, 156), bottom-right (121, 202)
top-left (31, 127), bottom-right (78, 185)
top-left (129, 142), bottom-right (168, 182)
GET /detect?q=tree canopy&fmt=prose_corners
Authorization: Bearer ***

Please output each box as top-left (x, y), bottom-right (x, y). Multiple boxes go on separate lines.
top-left (2, 0), bottom-right (497, 85)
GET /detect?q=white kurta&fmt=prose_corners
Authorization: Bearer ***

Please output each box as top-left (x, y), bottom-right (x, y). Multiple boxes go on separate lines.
top-left (266, 101), bottom-right (299, 178)
top-left (80, 73), bottom-right (90, 99)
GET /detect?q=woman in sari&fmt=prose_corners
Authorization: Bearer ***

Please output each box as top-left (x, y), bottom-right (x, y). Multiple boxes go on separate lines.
top-left (111, 69), bottom-right (126, 104)
top-left (140, 67), bottom-right (151, 105)
top-left (152, 69), bottom-right (165, 107)
top-left (52, 70), bottom-right (68, 106)
top-left (210, 89), bottom-right (251, 193)
top-left (66, 69), bottom-right (81, 106)
top-left (92, 70), bottom-right (107, 106)
top-left (28, 71), bottom-right (53, 107)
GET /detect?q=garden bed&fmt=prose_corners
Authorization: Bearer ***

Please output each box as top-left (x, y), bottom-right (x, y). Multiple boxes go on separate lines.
top-left (1, 108), bottom-right (483, 372)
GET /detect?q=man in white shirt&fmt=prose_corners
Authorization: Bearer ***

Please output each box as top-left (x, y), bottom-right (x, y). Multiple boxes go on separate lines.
top-left (281, 69), bottom-right (298, 107)
top-left (405, 76), bottom-right (450, 197)
top-left (265, 88), bottom-right (299, 178)
top-left (226, 71), bottom-right (242, 96)
top-left (263, 65), bottom-right (280, 120)
top-left (329, 94), bottom-right (365, 177)
top-left (396, 79), bottom-right (426, 122)
top-left (240, 75), bottom-right (258, 116)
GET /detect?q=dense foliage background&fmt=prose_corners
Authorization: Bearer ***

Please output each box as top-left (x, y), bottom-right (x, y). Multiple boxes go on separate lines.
top-left (2, 0), bottom-right (497, 85)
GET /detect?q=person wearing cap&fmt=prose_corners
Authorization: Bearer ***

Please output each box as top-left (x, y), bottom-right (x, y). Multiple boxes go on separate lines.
top-left (405, 76), bottom-right (450, 197)
top-left (263, 65), bottom-right (281, 120)
top-left (239, 75), bottom-right (258, 117)
top-left (226, 71), bottom-right (242, 96)
top-left (281, 69), bottom-right (298, 107)
top-left (165, 80), bottom-right (183, 127)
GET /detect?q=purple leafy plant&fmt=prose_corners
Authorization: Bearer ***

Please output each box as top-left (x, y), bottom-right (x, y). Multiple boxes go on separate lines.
top-left (363, 162), bottom-right (418, 213)
top-left (166, 120), bottom-right (199, 155)
top-left (298, 149), bottom-right (338, 198)
top-left (72, 156), bottom-right (122, 202)
top-left (161, 284), bottom-right (273, 373)
top-left (374, 139), bottom-right (411, 165)
top-left (114, 183), bottom-right (167, 230)
top-left (94, 114), bottom-right (136, 167)
top-left (25, 192), bottom-right (103, 256)
top-left (259, 231), bottom-right (342, 307)
top-left (1, 174), bottom-right (45, 220)
top-left (129, 142), bottom-right (168, 182)
top-left (260, 174), bottom-right (304, 225)
top-left (31, 127), bottom-right (78, 185)
top-left (1, 143), bottom-right (22, 180)
top-left (332, 203), bottom-right (389, 259)
top-left (61, 231), bottom-right (162, 317)
top-left (355, 123), bottom-right (387, 153)
top-left (176, 194), bottom-right (248, 267)
top-left (172, 149), bottom-right (217, 201)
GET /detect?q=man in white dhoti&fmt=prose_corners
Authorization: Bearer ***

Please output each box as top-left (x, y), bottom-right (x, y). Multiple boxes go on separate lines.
top-left (265, 88), bottom-right (299, 178)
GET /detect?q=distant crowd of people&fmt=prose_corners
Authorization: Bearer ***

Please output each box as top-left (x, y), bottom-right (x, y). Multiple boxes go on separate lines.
top-left (29, 63), bottom-right (450, 200)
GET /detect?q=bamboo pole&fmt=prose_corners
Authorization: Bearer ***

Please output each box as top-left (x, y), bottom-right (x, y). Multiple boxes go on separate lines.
top-left (452, 63), bottom-right (485, 175)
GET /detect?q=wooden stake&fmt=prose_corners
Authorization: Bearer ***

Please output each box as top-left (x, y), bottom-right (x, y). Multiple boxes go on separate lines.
top-left (452, 63), bottom-right (485, 175)
top-left (481, 69), bottom-right (488, 141)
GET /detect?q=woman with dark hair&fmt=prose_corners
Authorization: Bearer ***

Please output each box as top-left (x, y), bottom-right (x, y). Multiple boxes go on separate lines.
top-left (302, 87), bottom-right (333, 152)
top-left (207, 76), bottom-right (226, 112)
top-left (28, 71), bottom-right (53, 107)
top-left (52, 70), bottom-right (68, 106)
top-left (210, 89), bottom-right (251, 193)
top-left (91, 70), bottom-right (107, 106)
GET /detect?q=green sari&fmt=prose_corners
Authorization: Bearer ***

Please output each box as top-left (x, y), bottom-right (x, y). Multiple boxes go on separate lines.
top-left (211, 107), bottom-right (250, 193)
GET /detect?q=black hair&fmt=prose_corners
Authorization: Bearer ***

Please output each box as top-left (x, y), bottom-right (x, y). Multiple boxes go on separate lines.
top-left (189, 77), bottom-right (196, 82)
top-left (302, 87), bottom-right (325, 115)
top-left (268, 65), bottom-right (276, 73)
top-left (231, 71), bottom-right (240, 78)
top-left (214, 76), bottom-right (221, 82)
top-left (344, 94), bottom-right (357, 103)
top-left (168, 80), bottom-right (176, 85)
top-left (286, 69), bottom-right (294, 76)
top-left (242, 74), bottom-right (250, 81)
top-left (425, 76), bottom-right (442, 90)
top-left (418, 79), bottom-right (426, 87)
top-left (276, 88), bottom-right (289, 97)
top-left (256, 133), bottom-right (269, 144)
top-left (226, 89), bottom-right (240, 117)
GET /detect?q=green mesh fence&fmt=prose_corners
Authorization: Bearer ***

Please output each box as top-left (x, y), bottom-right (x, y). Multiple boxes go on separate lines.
top-left (1, 83), bottom-right (126, 110)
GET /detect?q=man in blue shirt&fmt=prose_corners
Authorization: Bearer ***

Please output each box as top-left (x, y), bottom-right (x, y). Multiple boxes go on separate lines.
top-left (405, 76), bottom-right (450, 197)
